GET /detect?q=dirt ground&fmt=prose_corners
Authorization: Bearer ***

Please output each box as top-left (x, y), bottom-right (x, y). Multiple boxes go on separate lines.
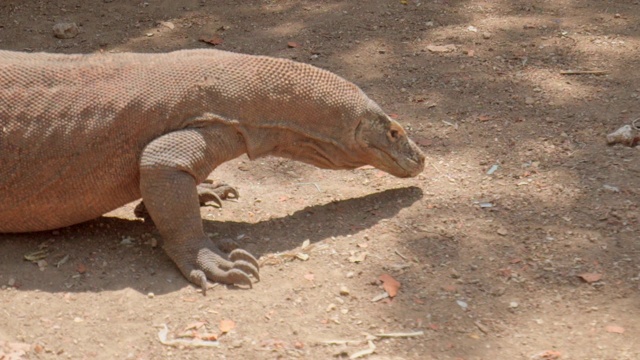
top-left (1, 0), bottom-right (640, 359)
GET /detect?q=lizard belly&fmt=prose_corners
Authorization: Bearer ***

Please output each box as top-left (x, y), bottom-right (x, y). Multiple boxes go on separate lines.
top-left (0, 151), bottom-right (142, 233)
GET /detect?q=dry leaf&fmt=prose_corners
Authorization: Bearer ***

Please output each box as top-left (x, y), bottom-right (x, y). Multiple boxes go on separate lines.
top-left (379, 273), bottom-right (401, 297)
top-left (533, 350), bottom-right (562, 359)
top-left (199, 35), bottom-right (224, 46)
top-left (304, 273), bottom-right (315, 281)
top-left (287, 41), bottom-right (301, 48)
top-left (219, 319), bottom-right (236, 333)
top-left (579, 273), bottom-right (602, 283)
top-left (199, 333), bottom-right (218, 341)
top-left (75, 263), bottom-right (87, 274)
top-left (605, 325), bottom-right (625, 334)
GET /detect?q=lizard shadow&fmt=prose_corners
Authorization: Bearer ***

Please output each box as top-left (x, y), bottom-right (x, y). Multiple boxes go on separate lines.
top-left (1, 186), bottom-right (423, 295)
top-left (203, 186), bottom-right (424, 256)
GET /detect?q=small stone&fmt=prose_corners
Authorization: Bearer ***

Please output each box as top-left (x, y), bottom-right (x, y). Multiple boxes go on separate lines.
top-left (603, 184), bottom-right (620, 193)
top-left (509, 301), bottom-right (519, 308)
top-left (606, 125), bottom-right (636, 146)
top-left (482, 32), bottom-right (492, 39)
top-left (7, 278), bottom-right (15, 287)
top-left (230, 339), bottom-right (244, 348)
top-left (120, 237), bottom-right (134, 246)
top-left (326, 303), bottom-right (337, 312)
top-left (456, 299), bottom-right (468, 309)
top-left (525, 97), bottom-right (535, 105)
top-left (346, 271), bottom-right (355, 278)
top-left (339, 286), bottom-right (350, 296)
top-left (147, 292), bottom-right (155, 299)
top-left (52, 22), bottom-right (79, 39)
top-left (37, 260), bottom-right (47, 271)
top-left (497, 228), bottom-right (508, 236)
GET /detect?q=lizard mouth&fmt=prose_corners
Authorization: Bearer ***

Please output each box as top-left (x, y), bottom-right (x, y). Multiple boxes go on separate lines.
top-left (368, 145), bottom-right (424, 178)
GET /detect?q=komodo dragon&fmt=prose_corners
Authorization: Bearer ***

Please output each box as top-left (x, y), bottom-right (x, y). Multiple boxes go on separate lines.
top-left (0, 49), bottom-right (425, 293)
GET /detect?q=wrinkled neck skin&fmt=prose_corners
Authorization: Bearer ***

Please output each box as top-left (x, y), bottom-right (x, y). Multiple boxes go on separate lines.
top-left (189, 112), bottom-right (369, 171)
top-left (240, 124), bottom-right (368, 170)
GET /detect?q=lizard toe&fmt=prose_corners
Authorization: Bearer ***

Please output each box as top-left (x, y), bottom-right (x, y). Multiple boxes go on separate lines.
top-left (189, 269), bottom-right (210, 296)
top-left (202, 267), bottom-right (253, 289)
top-left (229, 248), bottom-right (260, 271)
top-left (201, 180), bottom-right (239, 199)
top-left (231, 260), bottom-right (260, 281)
top-left (197, 181), bottom-right (239, 208)
top-left (198, 191), bottom-right (224, 208)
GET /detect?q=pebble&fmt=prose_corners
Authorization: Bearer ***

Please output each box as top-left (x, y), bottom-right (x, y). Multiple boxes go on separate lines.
top-left (497, 228), bottom-right (508, 236)
top-left (603, 184), bottom-right (620, 193)
top-left (525, 97), bottom-right (535, 105)
top-left (147, 292), bottom-right (155, 299)
top-left (509, 301), bottom-right (519, 308)
top-left (120, 237), bottom-right (134, 246)
top-left (482, 32), bottom-right (492, 39)
top-left (7, 278), bottom-right (15, 287)
top-left (456, 300), bottom-right (468, 309)
top-left (339, 286), bottom-right (350, 296)
top-left (52, 22), bottom-right (79, 39)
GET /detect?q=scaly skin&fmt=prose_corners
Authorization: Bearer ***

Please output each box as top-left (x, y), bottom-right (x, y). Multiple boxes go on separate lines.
top-left (0, 49), bottom-right (425, 293)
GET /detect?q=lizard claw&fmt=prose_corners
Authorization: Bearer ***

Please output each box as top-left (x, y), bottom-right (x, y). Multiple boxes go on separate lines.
top-left (231, 260), bottom-right (260, 281)
top-left (229, 248), bottom-right (260, 272)
top-left (197, 180), bottom-right (239, 208)
top-left (169, 243), bottom-right (259, 295)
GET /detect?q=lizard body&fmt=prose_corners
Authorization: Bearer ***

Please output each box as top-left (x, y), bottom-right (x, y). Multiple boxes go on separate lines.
top-left (0, 49), bottom-right (425, 291)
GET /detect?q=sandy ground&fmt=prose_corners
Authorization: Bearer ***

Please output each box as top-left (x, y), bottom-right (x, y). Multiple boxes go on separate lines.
top-left (1, 1), bottom-right (640, 359)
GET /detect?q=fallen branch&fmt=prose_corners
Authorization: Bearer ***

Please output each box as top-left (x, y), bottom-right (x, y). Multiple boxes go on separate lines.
top-left (350, 340), bottom-right (376, 359)
top-left (560, 70), bottom-right (608, 76)
top-left (374, 331), bottom-right (425, 338)
top-left (158, 325), bottom-right (220, 348)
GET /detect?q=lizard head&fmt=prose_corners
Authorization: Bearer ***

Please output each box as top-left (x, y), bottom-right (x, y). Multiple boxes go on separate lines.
top-left (353, 104), bottom-right (425, 178)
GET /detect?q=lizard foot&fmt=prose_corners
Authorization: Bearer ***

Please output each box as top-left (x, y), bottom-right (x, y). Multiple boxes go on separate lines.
top-left (169, 242), bottom-right (260, 295)
top-left (134, 180), bottom-right (239, 220)
top-left (195, 179), bottom-right (239, 208)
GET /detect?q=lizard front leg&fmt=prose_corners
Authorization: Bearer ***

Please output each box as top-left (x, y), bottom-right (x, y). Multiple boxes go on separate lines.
top-left (139, 126), bottom-right (258, 294)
